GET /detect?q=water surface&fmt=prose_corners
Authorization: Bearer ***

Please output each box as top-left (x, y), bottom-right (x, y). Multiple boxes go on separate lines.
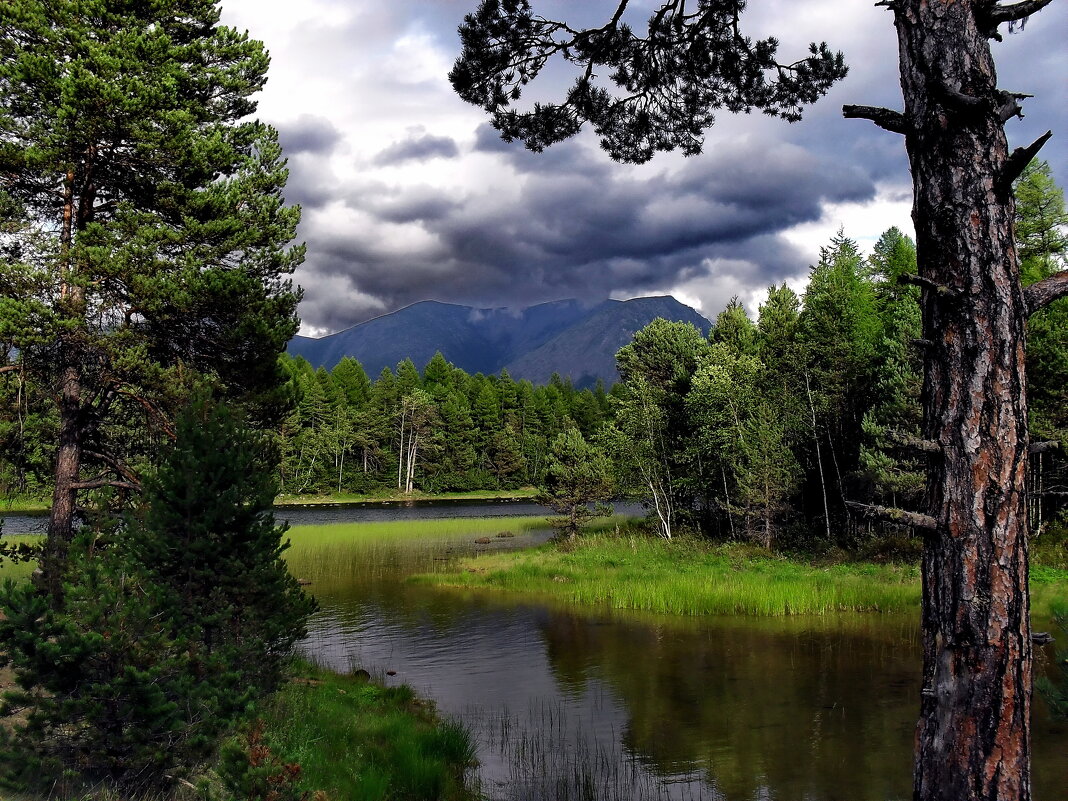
top-left (288, 522), bottom-right (1068, 800)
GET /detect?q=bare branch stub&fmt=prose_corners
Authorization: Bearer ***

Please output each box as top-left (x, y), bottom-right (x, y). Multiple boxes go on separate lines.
top-left (998, 129), bottom-right (1052, 192)
top-left (842, 104), bottom-right (910, 134)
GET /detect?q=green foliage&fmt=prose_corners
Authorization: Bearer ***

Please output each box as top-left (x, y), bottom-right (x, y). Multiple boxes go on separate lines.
top-left (450, 0), bottom-right (846, 163)
top-left (537, 429), bottom-right (613, 540)
top-left (0, 402), bottom-right (315, 794)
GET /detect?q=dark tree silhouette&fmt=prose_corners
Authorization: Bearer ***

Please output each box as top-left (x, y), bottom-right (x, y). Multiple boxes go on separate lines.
top-left (451, 1), bottom-right (1060, 798)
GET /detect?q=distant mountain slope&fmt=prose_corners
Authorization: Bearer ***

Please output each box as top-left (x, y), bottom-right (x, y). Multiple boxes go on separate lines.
top-left (504, 296), bottom-right (712, 386)
top-left (287, 296), bottom-right (711, 386)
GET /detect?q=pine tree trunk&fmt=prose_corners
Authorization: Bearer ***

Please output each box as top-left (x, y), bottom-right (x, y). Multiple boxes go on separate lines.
top-left (42, 171), bottom-right (84, 604)
top-left (895, 2), bottom-right (1032, 797)
top-left (42, 363), bottom-right (82, 603)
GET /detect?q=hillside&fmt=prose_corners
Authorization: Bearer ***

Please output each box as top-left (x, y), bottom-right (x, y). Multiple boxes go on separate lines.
top-left (287, 296), bottom-right (711, 386)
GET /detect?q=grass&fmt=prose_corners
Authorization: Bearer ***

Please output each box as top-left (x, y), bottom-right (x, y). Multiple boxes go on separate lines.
top-left (0, 661), bottom-right (479, 801)
top-left (275, 488), bottom-right (539, 506)
top-left (0, 495), bottom-right (49, 514)
top-left (286, 515), bottom-right (551, 547)
top-left (234, 660), bottom-right (478, 801)
top-left (415, 532), bottom-right (1068, 618)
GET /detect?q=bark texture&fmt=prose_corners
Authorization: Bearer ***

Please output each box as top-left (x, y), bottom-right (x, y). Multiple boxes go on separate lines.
top-left (893, 2), bottom-right (1033, 798)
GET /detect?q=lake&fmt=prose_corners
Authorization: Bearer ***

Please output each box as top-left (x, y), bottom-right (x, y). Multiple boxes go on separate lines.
top-left (284, 508), bottom-right (1068, 801)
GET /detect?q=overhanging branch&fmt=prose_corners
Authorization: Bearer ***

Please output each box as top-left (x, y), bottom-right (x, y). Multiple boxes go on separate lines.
top-left (842, 104), bottom-right (909, 134)
top-left (845, 500), bottom-right (938, 531)
top-left (986, 0), bottom-right (1056, 24)
top-left (1024, 272), bottom-right (1068, 315)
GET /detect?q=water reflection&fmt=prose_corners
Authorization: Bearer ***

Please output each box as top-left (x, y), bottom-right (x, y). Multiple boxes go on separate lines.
top-left (289, 527), bottom-right (1067, 800)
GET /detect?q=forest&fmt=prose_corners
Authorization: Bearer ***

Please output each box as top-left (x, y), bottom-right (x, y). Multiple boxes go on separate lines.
top-left (4, 160), bottom-right (1067, 561)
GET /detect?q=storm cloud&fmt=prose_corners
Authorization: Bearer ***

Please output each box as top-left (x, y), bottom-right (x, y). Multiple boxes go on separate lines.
top-left (219, 0), bottom-right (1067, 336)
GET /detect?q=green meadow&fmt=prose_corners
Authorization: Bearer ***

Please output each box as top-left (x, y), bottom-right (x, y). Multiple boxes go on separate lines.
top-left (414, 531), bottom-right (1068, 618)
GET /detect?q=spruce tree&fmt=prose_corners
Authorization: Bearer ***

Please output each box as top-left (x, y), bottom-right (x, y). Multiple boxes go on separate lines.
top-left (0, 401), bottom-right (315, 792)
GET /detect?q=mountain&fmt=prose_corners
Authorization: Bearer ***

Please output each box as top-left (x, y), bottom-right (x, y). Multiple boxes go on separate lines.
top-left (287, 296), bottom-right (711, 387)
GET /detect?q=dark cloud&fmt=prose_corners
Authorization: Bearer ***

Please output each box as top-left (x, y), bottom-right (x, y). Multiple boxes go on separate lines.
top-left (276, 115), bottom-right (342, 156)
top-left (374, 133), bottom-right (461, 166)
top-left (255, 0), bottom-right (1067, 334)
top-left (294, 136), bottom-right (877, 331)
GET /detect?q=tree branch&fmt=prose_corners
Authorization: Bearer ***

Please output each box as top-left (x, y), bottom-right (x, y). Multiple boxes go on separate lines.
top-left (986, 0), bottom-right (1056, 24)
top-left (1028, 440), bottom-right (1060, 455)
top-left (70, 479), bottom-right (140, 492)
top-left (0, 365), bottom-right (19, 375)
top-left (900, 274), bottom-right (961, 298)
top-left (845, 501), bottom-right (939, 531)
top-left (1024, 271), bottom-right (1068, 315)
top-left (998, 130), bottom-right (1052, 191)
top-left (842, 104), bottom-right (909, 134)
top-left (84, 449), bottom-right (142, 486)
top-left (887, 432), bottom-right (943, 455)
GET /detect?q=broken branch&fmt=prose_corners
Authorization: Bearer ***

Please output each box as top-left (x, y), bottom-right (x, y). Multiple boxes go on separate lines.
top-left (842, 105), bottom-right (909, 134)
top-left (999, 130), bottom-right (1052, 191)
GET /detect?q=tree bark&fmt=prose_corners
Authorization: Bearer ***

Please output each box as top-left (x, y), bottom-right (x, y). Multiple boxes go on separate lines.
top-left (891, 2), bottom-right (1033, 798)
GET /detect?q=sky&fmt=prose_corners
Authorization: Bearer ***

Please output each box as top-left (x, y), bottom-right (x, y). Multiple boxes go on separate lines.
top-left (217, 0), bottom-right (1067, 337)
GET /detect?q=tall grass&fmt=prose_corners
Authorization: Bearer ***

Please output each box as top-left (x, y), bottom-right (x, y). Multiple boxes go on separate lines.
top-left (415, 533), bottom-right (1068, 618)
top-left (244, 661), bottom-right (478, 801)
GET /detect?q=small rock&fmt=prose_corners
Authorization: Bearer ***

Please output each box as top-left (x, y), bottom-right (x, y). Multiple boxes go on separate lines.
top-left (1033, 631), bottom-right (1054, 646)
top-left (386, 670), bottom-right (397, 676)
top-left (352, 669), bottom-right (371, 682)
top-left (297, 578), bottom-right (312, 586)
top-left (474, 537), bottom-right (492, 544)
top-left (496, 531), bottom-right (515, 539)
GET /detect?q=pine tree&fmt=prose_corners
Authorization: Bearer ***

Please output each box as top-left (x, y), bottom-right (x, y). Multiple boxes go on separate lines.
top-left (0, 0), bottom-right (303, 600)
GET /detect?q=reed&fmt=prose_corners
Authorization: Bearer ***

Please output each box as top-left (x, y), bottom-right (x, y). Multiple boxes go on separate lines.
top-left (415, 534), bottom-right (1068, 618)
top-left (245, 661), bottom-right (478, 801)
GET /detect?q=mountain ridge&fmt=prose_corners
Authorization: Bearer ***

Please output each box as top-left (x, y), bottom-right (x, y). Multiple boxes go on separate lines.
top-left (287, 296), bottom-right (712, 386)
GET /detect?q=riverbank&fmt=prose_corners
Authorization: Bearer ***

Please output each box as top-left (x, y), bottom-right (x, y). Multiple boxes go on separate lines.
top-left (414, 532), bottom-right (1068, 618)
top-left (1, 660), bottom-right (478, 801)
top-left (1, 488), bottom-right (542, 515)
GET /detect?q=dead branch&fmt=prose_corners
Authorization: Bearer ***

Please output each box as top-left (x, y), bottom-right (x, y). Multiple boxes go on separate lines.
top-left (845, 500), bottom-right (939, 531)
top-left (842, 104), bottom-right (909, 134)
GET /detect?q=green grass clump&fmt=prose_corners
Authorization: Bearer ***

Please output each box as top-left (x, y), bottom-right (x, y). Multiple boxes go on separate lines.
top-left (414, 534), bottom-right (923, 616)
top-left (416, 533), bottom-right (1068, 618)
top-left (235, 662), bottom-right (477, 801)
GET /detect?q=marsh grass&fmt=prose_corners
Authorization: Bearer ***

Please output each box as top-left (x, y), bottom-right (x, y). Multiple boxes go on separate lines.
top-left (416, 533), bottom-right (1068, 618)
top-left (246, 661), bottom-right (477, 801)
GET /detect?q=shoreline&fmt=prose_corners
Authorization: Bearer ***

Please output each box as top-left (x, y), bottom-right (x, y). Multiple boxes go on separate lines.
top-left (3, 488), bottom-right (542, 516)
